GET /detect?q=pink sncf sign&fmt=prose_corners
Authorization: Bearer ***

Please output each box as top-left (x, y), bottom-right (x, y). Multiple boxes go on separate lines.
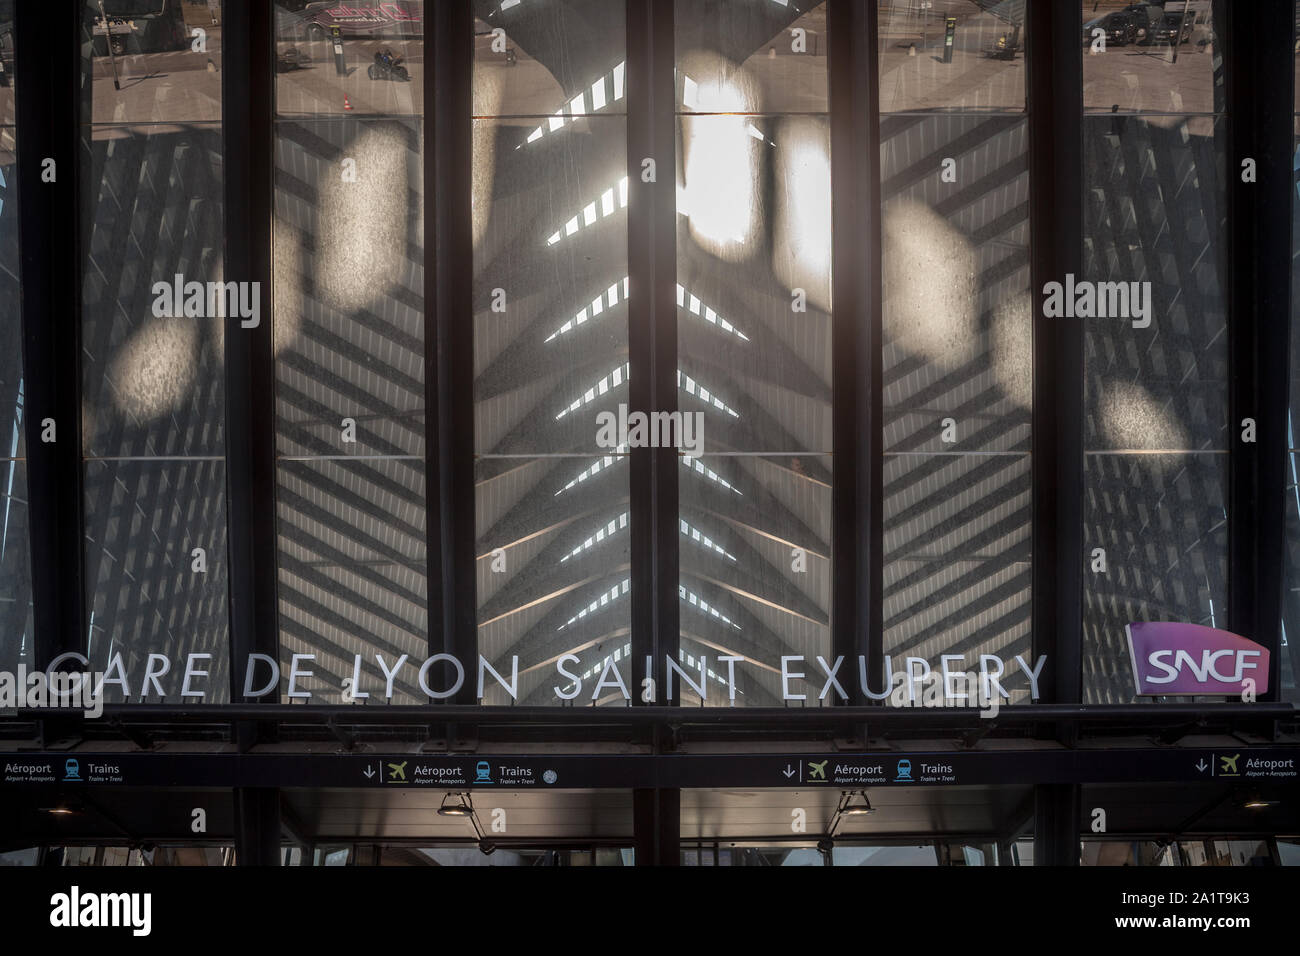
top-left (1126, 622), bottom-right (1270, 696)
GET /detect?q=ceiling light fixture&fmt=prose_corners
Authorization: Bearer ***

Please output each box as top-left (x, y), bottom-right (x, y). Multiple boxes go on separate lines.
top-left (837, 790), bottom-right (878, 816)
top-left (841, 791), bottom-right (875, 816)
top-left (438, 793), bottom-right (474, 817)
top-left (1243, 795), bottom-right (1279, 810)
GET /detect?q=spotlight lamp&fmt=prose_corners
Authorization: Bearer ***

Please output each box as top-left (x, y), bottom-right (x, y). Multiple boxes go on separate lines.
top-left (842, 791), bottom-right (875, 816)
top-left (437, 792), bottom-right (474, 817)
top-left (1243, 794), bottom-right (1279, 810)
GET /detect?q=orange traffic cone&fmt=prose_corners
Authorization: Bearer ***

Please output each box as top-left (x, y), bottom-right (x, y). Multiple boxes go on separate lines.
top-left (344, 95), bottom-right (353, 111)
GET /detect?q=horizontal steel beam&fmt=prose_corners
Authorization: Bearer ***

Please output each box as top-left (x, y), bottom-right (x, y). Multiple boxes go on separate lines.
top-left (6, 702), bottom-right (1295, 726)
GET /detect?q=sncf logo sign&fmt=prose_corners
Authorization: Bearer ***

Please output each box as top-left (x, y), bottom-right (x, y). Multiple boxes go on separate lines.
top-left (1126, 622), bottom-right (1269, 696)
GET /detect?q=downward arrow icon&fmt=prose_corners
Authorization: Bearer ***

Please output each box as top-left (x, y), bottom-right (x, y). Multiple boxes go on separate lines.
top-left (782, 764), bottom-right (796, 778)
top-left (363, 765), bottom-right (376, 779)
top-left (1195, 760), bottom-right (1208, 773)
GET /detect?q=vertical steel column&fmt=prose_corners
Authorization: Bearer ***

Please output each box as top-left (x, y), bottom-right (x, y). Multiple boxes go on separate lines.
top-left (627, 0), bottom-right (679, 863)
top-left (1032, 783), bottom-right (1080, 867)
top-left (633, 787), bottom-right (680, 867)
top-left (1027, 0), bottom-right (1083, 712)
top-left (223, 0), bottom-right (278, 749)
top-left (429, 0), bottom-right (477, 703)
top-left (626, 0), bottom-right (680, 700)
top-left (234, 787), bottom-right (281, 866)
top-left (1224, 0), bottom-right (1293, 702)
top-left (828, 0), bottom-right (883, 704)
top-left (1027, 0), bottom-right (1083, 863)
top-left (16, 0), bottom-right (86, 669)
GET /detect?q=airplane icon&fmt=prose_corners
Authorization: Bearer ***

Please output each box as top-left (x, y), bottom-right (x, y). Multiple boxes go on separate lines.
top-left (387, 761), bottom-right (408, 781)
top-left (1219, 754), bottom-right (1240, 776)
top-left (808, 760), bottom-right (828, 780)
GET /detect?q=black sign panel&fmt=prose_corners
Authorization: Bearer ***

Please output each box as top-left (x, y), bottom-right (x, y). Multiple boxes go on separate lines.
top-left (1, 748), bottom-right (1297, 789)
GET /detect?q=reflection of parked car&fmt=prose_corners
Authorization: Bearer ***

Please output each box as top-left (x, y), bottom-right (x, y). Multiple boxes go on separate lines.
top-left (281, 1), bottom-right (423, 42)
top-left (1121, 3), bottom-right (1164, 40)
top-left (91, 0), bottom-right (189, 56)
top-left (1083, 13), bottom-right (1138, 47)
top-left (1148, 11), bottom-right (1195, 45)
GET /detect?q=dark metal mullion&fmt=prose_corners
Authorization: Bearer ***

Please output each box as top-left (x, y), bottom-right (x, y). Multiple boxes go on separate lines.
top-left (16, 0), bottom-right (85, 670)
top-left (428, 1), bottom-right (477, 702)
top-left (829, 0), bottom-right (882, 705)
top-left (627, 0), bottom-right (679, 868)
top-left (1027, 0), bottom-right (1084, 870)
top-left (627, 0), bottom-right (679, 702)
top-left (1224, 0), bottom-right (1293, 703)
top-left (633, 786), bottom-right (680, 867)
top-left (234, 787), bottom-right (281, 866)
top-left (222, 1), bottom-right (279, 730)
top-left (1027, 0), bottom-right (1083, 711)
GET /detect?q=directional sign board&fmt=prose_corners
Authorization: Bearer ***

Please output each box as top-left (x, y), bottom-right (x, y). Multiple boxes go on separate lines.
top-left (2, 749), bottom-right (1296, 789)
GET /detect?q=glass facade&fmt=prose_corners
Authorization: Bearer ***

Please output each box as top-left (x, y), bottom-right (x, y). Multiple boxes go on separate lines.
top-left (0, 0), bottom-right (1295, 875)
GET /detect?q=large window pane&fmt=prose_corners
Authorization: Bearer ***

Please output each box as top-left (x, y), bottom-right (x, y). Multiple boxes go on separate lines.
top-left (1080, 110), bottom-right (1228, 702)
top-left (81, 125), bottom-right (226, 458)
top-left (879, 111), bottom-right (1031, 698)
top-left (678, 454), bottom-right (830, 705)
top-left (1082, 1), bottom-right (1222, 115)
top-left (83, 460), bottom-right (229, 702)
top-left (80, 4), bottom-right (228, 696)
top-left (276, 459), bottom-right (427, 704)
top-left (674, 0), bottom-right (832, 705)
top-left (476, 455), bottom-right (630, 706)
top-left (274, 69), bottom-right (426, 691)
top-left (473, 2), bottom-right (629, 705)
top-left (85, 0), bottom-right (223, 124)
top-left (275, 0), bottom-right (420, 118)
top-left (676, 0), bottom-right (826, 113)
top-left (473, 115), bottom-right (628, 456)
top-left (878, 0), bottom-right (1026, 113)
top-left (473, 0), bottom-right (626, 118)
